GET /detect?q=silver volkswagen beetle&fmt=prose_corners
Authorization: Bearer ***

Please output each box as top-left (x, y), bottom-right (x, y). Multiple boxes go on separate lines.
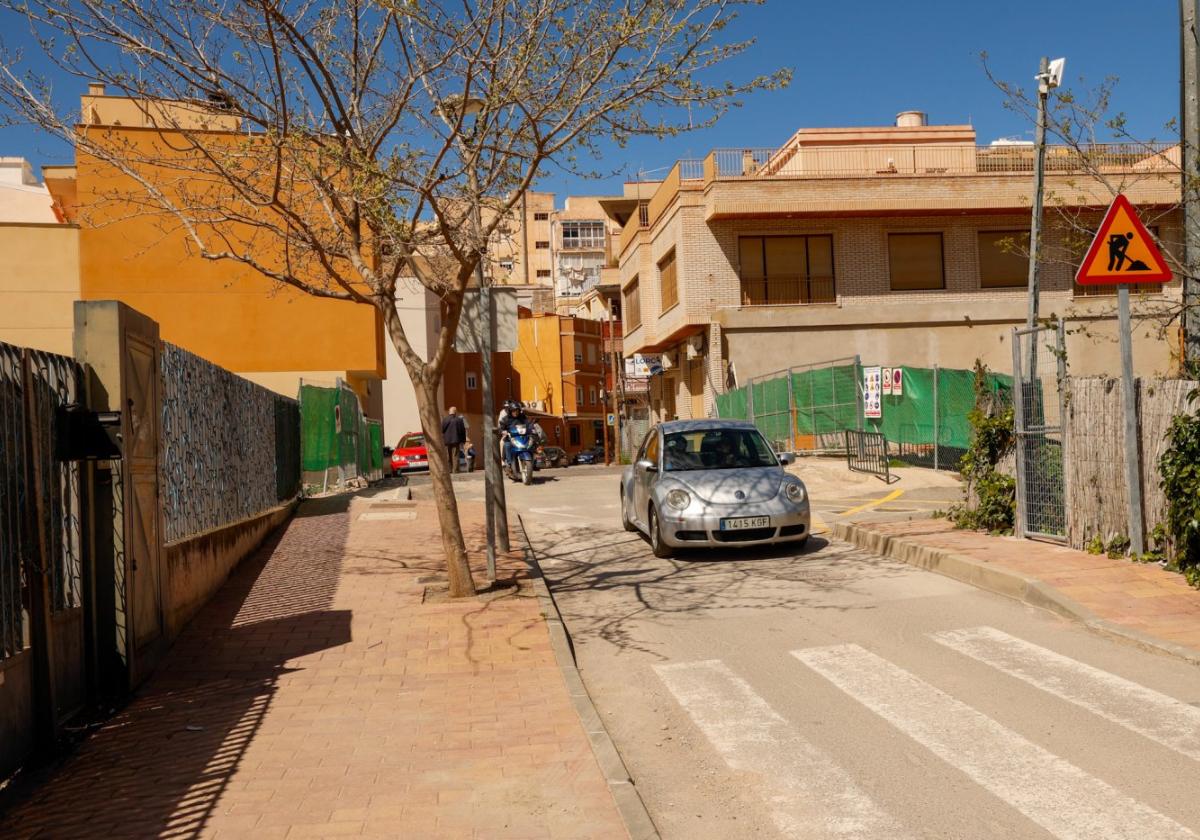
top-left (620, 419), bottom-right (811, 557)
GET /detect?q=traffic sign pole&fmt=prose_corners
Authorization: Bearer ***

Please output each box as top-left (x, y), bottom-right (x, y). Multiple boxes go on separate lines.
top-left (1118, 287), bottom-right (1146, 556)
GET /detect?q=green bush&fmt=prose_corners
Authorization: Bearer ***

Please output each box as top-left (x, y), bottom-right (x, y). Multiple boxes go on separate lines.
top-left (1158, 403), bottom-right (1200, 585)
top-left (949, 361), bottom-right (1016, 534)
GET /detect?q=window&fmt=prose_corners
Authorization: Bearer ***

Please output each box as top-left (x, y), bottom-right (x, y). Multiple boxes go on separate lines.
top-left (576, 386), bottom-right (584, 404)
top-left (465, 372), bottom-right (478, 390)
top-left (569, 424), bottom-right (581, 446)
top-left (624, 277), bottom-right (642, 330)
top-left (978, 231), bottom-right (1031, 288)
top-left (561, 220), bottom-right (606, 250)
top-left (498, 259), bottom-right (514, 272)
top-left (662, 428), bottom-right (777, 472)
top-left (535, 240), bottom-right (550, 249)
top-left (589, 387), bottom-right (597, 405)
top-left (888, 233), bottom-right (945, 291)
top-left (659, 249), bottom-right (679, 311)
top-left (533, 212), bottom-right (549, 221)
top-left (644, 430), bottom-right (659, 465)
top-left (738, 235), bottom-right (835, 305)
top-left (574, 342), bottom-right (583, 365)
top-left (587, 343), bottom-right (597, 364)
top-left (536, 269), bottom-right (552, 279)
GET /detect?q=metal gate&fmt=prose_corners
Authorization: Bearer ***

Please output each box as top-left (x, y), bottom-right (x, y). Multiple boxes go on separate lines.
top-left (1012, 323), bottom-right (1068, 541)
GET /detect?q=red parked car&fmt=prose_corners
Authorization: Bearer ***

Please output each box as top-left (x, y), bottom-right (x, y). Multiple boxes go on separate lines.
top-left (390, 432), bottom-right (429, 472)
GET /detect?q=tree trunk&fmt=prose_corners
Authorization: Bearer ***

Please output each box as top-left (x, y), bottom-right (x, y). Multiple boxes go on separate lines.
top-left (413, 378), bottom-right (476, 597)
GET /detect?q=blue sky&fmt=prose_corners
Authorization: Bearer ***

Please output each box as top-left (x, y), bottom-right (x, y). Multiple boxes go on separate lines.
top-left (0, 0), bottom-right (1183, 205)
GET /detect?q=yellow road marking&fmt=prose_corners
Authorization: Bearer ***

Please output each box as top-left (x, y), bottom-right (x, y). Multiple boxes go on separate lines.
top-left (810, 513), bottom-right (828, 535)
top-left (835, 488), bottom-right (904, 517)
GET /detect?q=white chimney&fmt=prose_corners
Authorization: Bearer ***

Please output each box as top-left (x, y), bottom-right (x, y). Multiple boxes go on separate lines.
top-left (895, 110), bottom-right (928, 128)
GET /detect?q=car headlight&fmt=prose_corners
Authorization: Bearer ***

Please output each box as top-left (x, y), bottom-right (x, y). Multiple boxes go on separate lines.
top-left (666, 489), bottom-right (691, 510)
top-left (784, 482), bottom-right (807, 504)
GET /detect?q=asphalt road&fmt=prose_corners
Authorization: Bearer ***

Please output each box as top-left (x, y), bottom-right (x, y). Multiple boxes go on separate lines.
top-left (488, 465), bottom-right (1200, 840)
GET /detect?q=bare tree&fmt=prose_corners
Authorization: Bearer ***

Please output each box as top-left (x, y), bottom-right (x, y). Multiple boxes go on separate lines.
top-left (982, 55), bottom-right (1190, 363)
top-left (0, 0), bottom-right (789, 596)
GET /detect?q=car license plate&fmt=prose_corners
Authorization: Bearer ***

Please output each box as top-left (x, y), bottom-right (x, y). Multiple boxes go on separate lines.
top-left (720, 516), bottom-right (770, 530)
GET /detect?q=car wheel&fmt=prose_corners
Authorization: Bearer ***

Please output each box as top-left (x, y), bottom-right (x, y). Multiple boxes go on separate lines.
top-left (648, 505), bottom-right (674, 558)
top-left (620, 489), bottom-right (637, 532)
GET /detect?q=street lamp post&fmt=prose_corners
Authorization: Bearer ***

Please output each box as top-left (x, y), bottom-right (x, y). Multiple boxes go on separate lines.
top-left (444, 94), bottom-right (509, 581)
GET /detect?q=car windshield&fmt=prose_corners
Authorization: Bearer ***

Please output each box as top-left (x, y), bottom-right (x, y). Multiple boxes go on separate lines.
top-left (398, 434), bottom-right (424, 449)
top-left (662, 428), bottom-right (778, 472)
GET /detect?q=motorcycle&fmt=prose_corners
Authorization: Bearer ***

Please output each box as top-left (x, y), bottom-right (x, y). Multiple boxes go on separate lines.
top-left (503, 421), bottom-right (536, 485)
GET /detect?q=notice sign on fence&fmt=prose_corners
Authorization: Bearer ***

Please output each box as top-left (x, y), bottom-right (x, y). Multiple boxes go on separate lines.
top-left (892, 367), bottom-right (903, 396)
top-left (864, 366), bottom-right (883, 418)
top-left (882, 368), bottom-right (893, 395)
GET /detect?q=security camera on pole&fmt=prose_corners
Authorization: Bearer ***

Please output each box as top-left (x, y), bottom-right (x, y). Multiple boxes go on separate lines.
top-left (1025, 57), bottom-right (1066, 348)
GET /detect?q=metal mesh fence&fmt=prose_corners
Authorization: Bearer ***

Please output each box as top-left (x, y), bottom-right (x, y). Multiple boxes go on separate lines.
top-left (160, 342), bottom-right (301, 543)
top-left (1013, 324), bottom-right (1068, 541)
top-left (0, 341), bottom-right (86, 660)
top-left (0, 343), bottom-right (27, 660)
top-left (716, 359), bottom-right (1011, 470)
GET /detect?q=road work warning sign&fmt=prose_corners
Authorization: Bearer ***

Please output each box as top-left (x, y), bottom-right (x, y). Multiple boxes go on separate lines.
top-left (1075, 194), bottom-right (1172, 285)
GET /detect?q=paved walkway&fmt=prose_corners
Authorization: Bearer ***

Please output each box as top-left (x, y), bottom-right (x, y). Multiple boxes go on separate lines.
top-left (849, 519), bottom-right (1200, 656)
top-left (0, 489), bottom-right (627, 839)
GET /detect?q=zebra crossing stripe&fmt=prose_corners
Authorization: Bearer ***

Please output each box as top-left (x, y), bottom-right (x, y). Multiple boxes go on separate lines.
top-left (654, 659), bottom-right (913, 839)
top-left (792, 644), bottom-right (1196, 840)
top-left (931, 626), bottom-right (1200, 762)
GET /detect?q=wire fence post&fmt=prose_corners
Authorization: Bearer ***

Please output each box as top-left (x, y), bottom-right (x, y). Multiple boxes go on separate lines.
top-left (746, 376), bottom-right (755, 426)
top-left (932, 364), bottom-right (940, 471)
top-left (854, 354), bottom-right (864, 432)
top-left (785, 368), bottom-right (796, 451)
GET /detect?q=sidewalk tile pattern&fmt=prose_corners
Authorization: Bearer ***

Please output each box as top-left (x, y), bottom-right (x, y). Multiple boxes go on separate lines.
top-left (0, 492), bottom-right (626, 839)
top-left (862, 519), bottom-right (1200, 654)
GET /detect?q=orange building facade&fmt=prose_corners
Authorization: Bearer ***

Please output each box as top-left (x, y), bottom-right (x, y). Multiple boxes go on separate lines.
top-left (39, 86), bottom-right (386, 411)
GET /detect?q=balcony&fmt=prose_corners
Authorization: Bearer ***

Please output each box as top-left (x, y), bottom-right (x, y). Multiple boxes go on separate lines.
top-left (738, 275), bottom-right (836, 307)
top-left (704, 142), bottom-right (1179, 181)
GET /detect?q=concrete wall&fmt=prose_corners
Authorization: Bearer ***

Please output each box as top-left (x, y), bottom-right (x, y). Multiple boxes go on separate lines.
top-left (0, 223), bottom-right (80, 355)
top-left (382, 283), bottom-right (440, 445)
top-left (164, 502), bottom-right (297, 640)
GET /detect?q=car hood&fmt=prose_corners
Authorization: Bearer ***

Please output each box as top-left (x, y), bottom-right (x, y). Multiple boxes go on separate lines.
top-left (393, 446), bottom-right (427, 457)
top-left (664, 466), bottom-right (785, 504)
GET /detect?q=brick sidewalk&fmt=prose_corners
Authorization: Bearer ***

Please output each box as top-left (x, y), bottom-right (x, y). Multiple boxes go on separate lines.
top-left (0, 489), bottom-right (627, 839)
top-left (850, 519), bottom-right (1200, 655)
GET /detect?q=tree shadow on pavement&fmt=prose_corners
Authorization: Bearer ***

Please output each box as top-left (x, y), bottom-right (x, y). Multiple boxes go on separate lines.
top-left (0, 496), bottom-right (357, 840)
top-left (525, 524), bottom-right (914, 661)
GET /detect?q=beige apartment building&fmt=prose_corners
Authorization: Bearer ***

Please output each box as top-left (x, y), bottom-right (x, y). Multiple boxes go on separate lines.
top-left (608, 112), bottom-right (1183, 421)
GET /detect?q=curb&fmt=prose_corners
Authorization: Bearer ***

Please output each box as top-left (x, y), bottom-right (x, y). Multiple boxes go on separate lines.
top-left (516, 516), bottom-right (660, 840)
top-left (835, 522), bottom-right (1200, 668)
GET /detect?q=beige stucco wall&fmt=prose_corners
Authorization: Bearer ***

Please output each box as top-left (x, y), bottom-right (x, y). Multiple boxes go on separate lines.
top-left (381, 283), bottom-right (440, 445)
top-left (0, 223), bottom-right (81, 355)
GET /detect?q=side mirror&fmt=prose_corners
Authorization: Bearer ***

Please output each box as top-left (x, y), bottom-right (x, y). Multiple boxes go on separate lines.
top-left (778, 452), bottom-right (796, 465)
top-left (636, 458), bottom-right (658, 472)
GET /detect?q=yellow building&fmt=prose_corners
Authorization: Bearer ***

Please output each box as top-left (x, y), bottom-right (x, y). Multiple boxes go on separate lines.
top-left (512, 312), bottom-right (608, 451)
top-left (1, 85), bottom-right (385, 413)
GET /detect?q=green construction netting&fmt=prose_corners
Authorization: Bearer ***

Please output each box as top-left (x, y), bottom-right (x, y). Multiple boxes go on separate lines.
top-left (793, 364), bottom-right (860, 436)
top-left (717, 364), bottom-right (1013, 453)
top-left (367, 420), bottom-right (383, 471)
top-left (301, 383), bottom-right (378, 475)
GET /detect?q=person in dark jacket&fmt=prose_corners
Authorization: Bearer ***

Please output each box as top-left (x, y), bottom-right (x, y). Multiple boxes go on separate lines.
top-left (442, 406), bottom-right (467, 473)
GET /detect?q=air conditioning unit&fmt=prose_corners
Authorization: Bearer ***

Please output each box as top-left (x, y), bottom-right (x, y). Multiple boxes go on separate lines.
top-left (529, 400), bottom-right (545, 412)
top-left (686, 334), bottom-right (705, 360)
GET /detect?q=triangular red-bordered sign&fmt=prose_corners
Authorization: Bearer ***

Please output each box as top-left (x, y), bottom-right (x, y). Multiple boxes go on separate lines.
top-left (1075, 194), bottom-right (1172, 285)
